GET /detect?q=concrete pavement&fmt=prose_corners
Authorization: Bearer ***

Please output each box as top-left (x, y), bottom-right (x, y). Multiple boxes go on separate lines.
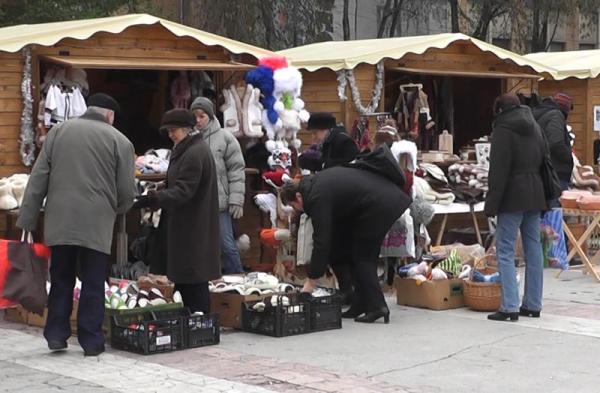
top-left (1, 268), bottom-right (599, 393)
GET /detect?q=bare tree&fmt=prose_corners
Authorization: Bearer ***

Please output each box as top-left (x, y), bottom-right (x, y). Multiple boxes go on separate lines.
top-left (449, 0), bottom-right (460, 32)
top-left (343, 0), bottom-right (351, 40)
top-left (509, 0), bottom-right (528, 53)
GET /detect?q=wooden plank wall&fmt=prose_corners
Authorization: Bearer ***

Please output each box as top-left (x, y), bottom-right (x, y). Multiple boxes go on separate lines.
top-left (538, 78), bottom-right (589, 164)
top-left (0, 52), bottom-right (26, 178)
top-left (586, 77), bottom-right (600, 166)
top-left (298, 63), bottom-right (380, 147)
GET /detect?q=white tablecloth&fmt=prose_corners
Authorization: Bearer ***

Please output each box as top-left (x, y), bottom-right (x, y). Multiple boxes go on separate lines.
top-left (432, 202), bottom-right (485, 215)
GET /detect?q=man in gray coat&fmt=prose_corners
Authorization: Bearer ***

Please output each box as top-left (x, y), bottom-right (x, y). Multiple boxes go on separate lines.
top-left (17, 93), bottom-right (136, 356)
top-left (190, 97), bottom-right (246, 274)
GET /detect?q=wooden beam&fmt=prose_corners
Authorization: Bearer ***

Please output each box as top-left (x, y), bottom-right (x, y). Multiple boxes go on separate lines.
top-left (389, 66), bottom-right (540, 80)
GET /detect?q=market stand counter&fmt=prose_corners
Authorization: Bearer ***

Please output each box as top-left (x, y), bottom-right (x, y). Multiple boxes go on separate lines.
top-left (559, 208), bottom-right (600, 282)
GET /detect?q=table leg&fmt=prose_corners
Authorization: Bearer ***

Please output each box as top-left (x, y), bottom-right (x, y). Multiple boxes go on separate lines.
top-left (472, 212), bottom-right (483, 245)
top-left (436, 214), bottom-right (448, 246)
top-left (560, 216), bottom-right (600, 282)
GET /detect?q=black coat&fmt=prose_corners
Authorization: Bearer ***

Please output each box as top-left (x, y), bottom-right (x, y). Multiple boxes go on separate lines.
top-left (299, 145), bottom-right (411, 279)
top-left (532, 99), bottom-right (574, 182)
top-left (149, 133), bottom-right (221, 284)
top-left (299, 127), bottom-right (359, 172)
top-left (485, 105), bottom-right (547, 217)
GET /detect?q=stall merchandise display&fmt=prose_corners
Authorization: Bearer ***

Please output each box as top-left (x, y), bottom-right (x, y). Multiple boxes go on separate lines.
top-left (209, 273), bottom-right (295, 297)
top-left (0, 174), bottom-right (29, 210)
top-left (135, 149), bottom-right (171, 175)
top-left (104, 279), bottom-right (181, 310)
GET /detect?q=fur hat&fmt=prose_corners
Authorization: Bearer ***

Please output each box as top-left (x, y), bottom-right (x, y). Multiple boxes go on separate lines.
top-left (190, 96), bottom-right (215, 119)
top-left (307, 112), bottom-right (336, 130)
top-left (87, 93), bottom-right (120, 113)
top-left (553, 92), bottom-right (573, 115)
top-left (159, 109), bottom-right (195, 132)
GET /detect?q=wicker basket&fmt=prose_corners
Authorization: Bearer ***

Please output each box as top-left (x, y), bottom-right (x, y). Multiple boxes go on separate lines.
top-left (463, 256), bottom-right (501, 311)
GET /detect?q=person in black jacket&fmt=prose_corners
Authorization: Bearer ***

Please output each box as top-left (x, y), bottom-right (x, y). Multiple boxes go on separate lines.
top-left (532, 93), bottom-right (574, 191)
top-left (485, 94), bottom-right (547, 322)
top-left (282, 145), bottom-right (411, 323)
top-left (298, 112), bottom-right (359, 172)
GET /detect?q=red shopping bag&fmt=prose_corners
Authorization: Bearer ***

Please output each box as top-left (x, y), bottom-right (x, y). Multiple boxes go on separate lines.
top-left (0, 232), bottom-right (50, 314)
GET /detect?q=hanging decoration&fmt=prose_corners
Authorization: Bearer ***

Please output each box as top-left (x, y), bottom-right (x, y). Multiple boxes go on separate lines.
top-left (19, 46), bottom-right (36, 166)
top-left (336, 60), bottom-right (384, 115)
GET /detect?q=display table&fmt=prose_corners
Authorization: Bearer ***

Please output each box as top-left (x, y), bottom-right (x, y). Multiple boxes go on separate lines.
top-left (560, 208), bottom-right (600, 282)
top-left (433, 202), bottom-right (486, 246)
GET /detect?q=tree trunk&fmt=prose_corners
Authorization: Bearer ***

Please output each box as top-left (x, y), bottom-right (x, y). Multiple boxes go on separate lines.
top-left (377, 0), bottom-right (393, 38)
top-left (449, 0), bottom-right (460, 33)
top-left (389, 0), bottom-right (401, 37)
top-left (509, 0), bottom-right (528, 54)
top-left (354, 0), bottom-right (358, 39)
top-left (343, 0), bottom-right (351, 40)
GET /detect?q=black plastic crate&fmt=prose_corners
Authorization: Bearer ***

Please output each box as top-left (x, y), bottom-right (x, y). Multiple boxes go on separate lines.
top-left (309, 293), bottom-right (342, 332)
top-left (111, 311), bottom-right (183, 355)
top-left (152, 308), bottom-right (220, 349)
top-left (242, 295), bottom-right (309, 337)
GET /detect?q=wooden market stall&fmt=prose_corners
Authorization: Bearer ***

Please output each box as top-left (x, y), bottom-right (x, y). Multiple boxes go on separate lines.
top-left (525, 50), bottom-right (600, 166)
top-left (280, 34), bottom-right (556, 245)
top-left (279, 33), bottom-right (554, 151)
top-left (0, 14), bottom-right (277, 267)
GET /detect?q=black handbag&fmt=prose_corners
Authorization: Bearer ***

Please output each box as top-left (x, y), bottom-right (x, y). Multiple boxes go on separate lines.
top-left (539, 133), bottom-right (562, 202)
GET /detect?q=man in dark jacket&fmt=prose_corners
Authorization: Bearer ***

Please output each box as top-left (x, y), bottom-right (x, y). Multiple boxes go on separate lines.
top-left (17, 93), bottom-right (136, 356)
top-left (485, 94), bottom-right (546, 322)
top-left (298, 112), bottom-right (359, 172)
top-left (532, 93), bottom-right (574, 190)
top-left (282, 145), bottom-right (411, 324)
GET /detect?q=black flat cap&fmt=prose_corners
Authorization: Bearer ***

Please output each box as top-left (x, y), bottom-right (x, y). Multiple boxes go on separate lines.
top-left (87, 93), bottom-right (120, 113)
top-left (307, 112), bottom-right (336, 130)
top-left (159, 109), bottom-right (196, 132)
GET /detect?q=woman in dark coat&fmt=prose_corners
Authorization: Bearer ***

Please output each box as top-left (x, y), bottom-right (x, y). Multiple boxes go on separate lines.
top-left (283, 145), bottom-right (411, 323)
top-left (485, 94), bottom-right (547, 322)
top-left (134, 109), bottom-right (221, 313)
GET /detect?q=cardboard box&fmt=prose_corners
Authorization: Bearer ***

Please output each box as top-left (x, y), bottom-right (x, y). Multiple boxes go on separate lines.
top-left (210, 292), bottom-right (268, 329)
top-left (395, 277), bottom-right (464, 310)
top-left (26, 300), bottom-right (78, 328)
top-left (3, 306), bottom-right (28, 323)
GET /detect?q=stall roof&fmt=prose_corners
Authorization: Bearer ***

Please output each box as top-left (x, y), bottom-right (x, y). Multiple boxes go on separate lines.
top-left (525, 50), bottom-right (600, 80)
top-left (278, 33), bottom-right (555, 77)
top-left (0, 13), bottom-right (275, 59)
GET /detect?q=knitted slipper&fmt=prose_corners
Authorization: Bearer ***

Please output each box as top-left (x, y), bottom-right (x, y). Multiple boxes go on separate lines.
top-left (246, 86), bottom-right (264, 138)
top-left (220, 88), bottom-right (242, 137)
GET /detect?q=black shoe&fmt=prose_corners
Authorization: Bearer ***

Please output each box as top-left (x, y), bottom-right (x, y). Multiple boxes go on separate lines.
top-left (487, 311), bottom-right (519, 322)
top-left (519, 307), bottom-right (541, 318)
top-left (341, 306), bottom-right (365, 319)
top-left (84, 345), bottom-right (105, 357)
top-left (47, 340), bottom-right (67, 351)
top-left (354, 307), bottom-right (390, 324)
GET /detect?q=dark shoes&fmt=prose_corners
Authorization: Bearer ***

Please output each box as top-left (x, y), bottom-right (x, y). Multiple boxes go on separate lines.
top-left (487, 311), bottom-right (519, 322)
top-left (354, 307), bottom-right (390, 324)
top-left (84, 345), bottom-right (105, 357)
top-left (519, 307), bottom-right (541, 318)
top-left (341, 306), bottom-right (365, 319)
top-left (47, 340), bottom-right (68, 351)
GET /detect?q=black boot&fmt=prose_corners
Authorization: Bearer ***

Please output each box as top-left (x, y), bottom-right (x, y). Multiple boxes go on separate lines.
top-left (354, 307), bottom-right (390, 324)
top-left (341, 306), bottom-right (365, 319)
top-left (47, 340), bottom-right (68, 352)
top-left (519, 307), bottom-right (541, 318)
top-left (487, 311), bottom-right (519, 322)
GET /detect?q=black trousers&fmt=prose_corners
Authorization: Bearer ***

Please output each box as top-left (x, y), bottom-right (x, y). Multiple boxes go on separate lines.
top-left (45, 245), bottom-right (107, 351)
top-left (174, 282), bottom-right (210, 313)
top-left (331, 223), bottom-right (390, 313)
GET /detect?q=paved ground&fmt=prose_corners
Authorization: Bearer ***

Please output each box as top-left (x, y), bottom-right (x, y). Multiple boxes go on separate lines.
top-left (1, 268), bottom-right (600, 393)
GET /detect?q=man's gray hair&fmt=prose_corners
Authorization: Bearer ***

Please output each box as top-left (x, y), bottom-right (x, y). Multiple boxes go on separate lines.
top-left (88, 106), bottom-right (113, 116)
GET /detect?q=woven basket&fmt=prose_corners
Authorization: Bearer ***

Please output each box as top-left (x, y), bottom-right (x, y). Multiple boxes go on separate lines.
top-left (463, 256), bottom-right (501, 311)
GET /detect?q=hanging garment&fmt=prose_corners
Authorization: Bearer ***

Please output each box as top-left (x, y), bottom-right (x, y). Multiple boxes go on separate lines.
top-left (351, 118), bottom-right (370, 152)
top-left (170, 71), bottom-right (191, 109)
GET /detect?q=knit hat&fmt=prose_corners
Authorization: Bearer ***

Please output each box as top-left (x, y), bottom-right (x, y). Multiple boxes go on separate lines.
top-left (87, 93), bottom-right (120, 113)
top-left (159, 109), bottom-right (196, 132)
top-left (190, 96), bottom-right (215, 119)
top-left (307, 112), bottom-right (336, 130)
top-left (553, 93), bottom-right (573, 115)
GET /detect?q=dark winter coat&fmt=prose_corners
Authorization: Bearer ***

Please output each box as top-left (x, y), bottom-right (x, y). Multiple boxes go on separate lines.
top-left (148, 132), bottom-right (221, 284)
top-left (299, 145), bottom-right (411, 279)
top-left (298, 126), bottom-right (359, 172)
top-left (532, 98), bottom-right (574, 182)
top-left (485, 105), bottom-right (547, 217)
top-left (17, 110), bottom-right (136, 254)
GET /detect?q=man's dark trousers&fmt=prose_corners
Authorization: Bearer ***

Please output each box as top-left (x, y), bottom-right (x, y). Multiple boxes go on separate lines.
top-left (44, 245), bottom-right (107, 352)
